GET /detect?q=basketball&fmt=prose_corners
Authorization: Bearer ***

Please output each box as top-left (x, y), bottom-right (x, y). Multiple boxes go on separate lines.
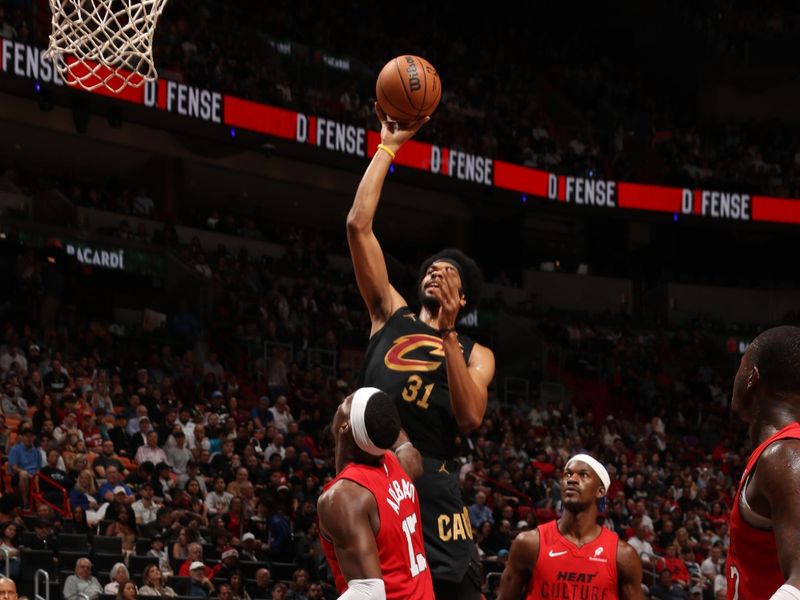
top-left (376, 55), bottom-right (442, 123)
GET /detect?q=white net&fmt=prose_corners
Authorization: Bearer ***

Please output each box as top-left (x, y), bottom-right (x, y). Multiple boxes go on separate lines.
top-left (45, 0), bottom-right (168, 93)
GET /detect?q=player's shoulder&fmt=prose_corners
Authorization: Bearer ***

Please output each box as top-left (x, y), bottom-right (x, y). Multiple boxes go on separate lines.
top-left (752, 436), bottom-right (800, 487)
top-left (318, 479), bottom-right (377, 526)
top-left (616, 538), bottom-right (639, 564)
top-left (509, 528), bottom-right (541, 562)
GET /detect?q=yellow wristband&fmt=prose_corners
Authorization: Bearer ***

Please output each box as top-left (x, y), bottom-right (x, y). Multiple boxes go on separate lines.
top-left (377, 144), bottom-right (396, 160)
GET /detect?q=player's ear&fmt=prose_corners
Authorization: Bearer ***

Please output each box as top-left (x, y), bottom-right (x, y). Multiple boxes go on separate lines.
top-left (459, 292), bottom-right (467, 309)
top-left (746, 365), bottom-right (760, 392)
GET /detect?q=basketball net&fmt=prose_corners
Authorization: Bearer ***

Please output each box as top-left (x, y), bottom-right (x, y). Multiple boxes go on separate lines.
top-left (45, 0), bottom-right (168, 93)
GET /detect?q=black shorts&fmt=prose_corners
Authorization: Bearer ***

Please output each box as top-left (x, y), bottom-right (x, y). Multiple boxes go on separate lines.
top-left (415, 456), bottom-right (482, 594)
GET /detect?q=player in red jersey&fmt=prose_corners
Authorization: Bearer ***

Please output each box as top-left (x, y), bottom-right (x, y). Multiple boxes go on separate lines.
top-left (318, 387), bottom-right (435, 600)
top-left (498, 454), bottom-right (644, 600)
top-left (727, 326), bottom-right (800, 600)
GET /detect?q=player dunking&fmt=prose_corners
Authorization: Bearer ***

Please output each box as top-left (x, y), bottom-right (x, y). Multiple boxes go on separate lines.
top-left (347, 105), bottom-right (495, 600)
top-left (727, 326), bottom-right (800, 600)
top-left (498, 454), bottom-right (644, 600)
top-left (318, 387), bottom-right (434, 600)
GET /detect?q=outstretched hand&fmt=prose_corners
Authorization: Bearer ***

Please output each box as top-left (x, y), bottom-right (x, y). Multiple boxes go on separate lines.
top-left (429, 268), bottom-right (464, 330)
top-left (376, 102), bottom-right (429, 154)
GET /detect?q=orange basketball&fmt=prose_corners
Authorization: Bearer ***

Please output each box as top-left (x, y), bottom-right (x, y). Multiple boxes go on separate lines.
top-left (375, 55), bottom-right (442, 123)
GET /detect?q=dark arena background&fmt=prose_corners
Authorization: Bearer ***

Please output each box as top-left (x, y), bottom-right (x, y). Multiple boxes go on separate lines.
top-left (1, 1), bottom-right (799, 599)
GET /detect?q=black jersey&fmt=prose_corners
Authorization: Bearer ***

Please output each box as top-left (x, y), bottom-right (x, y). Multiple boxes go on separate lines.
top-left (359, 306), bottom-right (475, 460)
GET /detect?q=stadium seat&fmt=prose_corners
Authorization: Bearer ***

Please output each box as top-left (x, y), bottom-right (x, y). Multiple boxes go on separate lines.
top-left (168, 576), bottom-right (191, 596)
top-left (20, 530), bottom-right (39, 548)
top-left (58, 550), bottom-right (87, 572)
top-left (57, 533), bottom-right (90, 551)
top-left (20, 548), bottom-right (55, 579)
top-left (270, 562), bottom-right (297, 581)
top-left (135, 537), bottom-right (152, 555)
top-left (94, 552), bottom-right (125, 571)
top-left (93, 535), bottom-right (123, 554)
top-left (239, 561), bottom-right (269, 579)
top-left (129, 554), bottom-right (158, 576)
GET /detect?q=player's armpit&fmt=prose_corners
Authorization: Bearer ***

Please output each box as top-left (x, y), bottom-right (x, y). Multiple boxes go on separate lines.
top-left (497, 530), bottom-right (539, 600)
top-left (751, 439), bottom-right (800, 588)
top-left (616, 540), bottom-right (646, 600)
top-left (318, 479), bottom-right (383, 582)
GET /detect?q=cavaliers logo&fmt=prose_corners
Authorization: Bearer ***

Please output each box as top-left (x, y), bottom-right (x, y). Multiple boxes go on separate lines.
top-left (384, 334), bottom-right (446, 372)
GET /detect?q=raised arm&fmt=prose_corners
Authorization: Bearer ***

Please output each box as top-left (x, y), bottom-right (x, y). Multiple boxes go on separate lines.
top-left (392, 429), bottom-right (423, 481)
top-left (435, 268), bottom-right (495, 431)
top-left (497, 530), bottom-right (539, 600)
top-left (751, 439), bottom-right (800, 592)
top-left (347, 105), bottom-right (429, 333)
top-left (617, 540), bottom-right (646, 600)
top-left (318, 479), bottom-right (383, 587)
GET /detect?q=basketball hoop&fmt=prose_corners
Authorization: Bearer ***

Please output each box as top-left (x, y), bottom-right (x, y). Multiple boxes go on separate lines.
top-left (45, 0), bottom-right (168, 93)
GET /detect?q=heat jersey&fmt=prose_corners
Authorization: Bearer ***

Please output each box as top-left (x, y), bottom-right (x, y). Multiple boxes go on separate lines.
top-left (320, 451), bottom-right (435, 600)
top-left (727, 421), bottom-right (800, 600)
top-left (358, 306), bottom-right (475, 460)
top-left (528, 520), bottom-right (619, 600)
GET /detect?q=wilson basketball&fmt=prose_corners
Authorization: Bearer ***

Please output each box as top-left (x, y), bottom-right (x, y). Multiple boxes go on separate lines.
top-left (376, 55), bottom-right (442, 123)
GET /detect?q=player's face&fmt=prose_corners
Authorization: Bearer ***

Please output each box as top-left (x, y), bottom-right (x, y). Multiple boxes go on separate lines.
top-left (561, 460), bottom-right (603, 511)
top-left (419, 261), bottom-right (464, 305)
top-left (331, 394), bottom-right (353, 448)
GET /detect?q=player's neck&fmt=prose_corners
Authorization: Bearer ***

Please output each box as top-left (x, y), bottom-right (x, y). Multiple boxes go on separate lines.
top-left (751, 400), bottom-right (800, 445)
top-left (419, 306), bottom-right (442, 329)
top-left (558, 508), bottom-right (601, 546)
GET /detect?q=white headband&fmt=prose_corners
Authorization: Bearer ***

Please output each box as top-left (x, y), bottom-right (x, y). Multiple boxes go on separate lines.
top-left (350, 387), bottom-right (386, 457)
top-left (567, 454), bottom-right (610, 495)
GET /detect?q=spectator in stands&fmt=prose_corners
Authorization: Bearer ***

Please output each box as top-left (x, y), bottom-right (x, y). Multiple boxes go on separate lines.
top-left (215, 547), bottom-right (240, 580)
top-left (105, 503), bottom-right (138, 555)
top-left (468, 490), bottom-right (494, 530)
top-left (268, 396), bottom-right (294, 434)
top-left (137, 431), bottom-right (168, 465)
top-left (2, 380), bottom-right (27, 417)
top-left (130, 415), bottom-right (153, 455)
top-left (286, 568), bottom-right (309, 600)
top-left (657, 544), bottom-right (691, 588)
top-left (62, 505), bottom-right (92, 535)
top-left (109, 413), bottom-right (132, 456)
top-left (104, 563), bottom-right (130, 595)
top-left (146, 534), bottom-right (172, 575)
top-left (167, 430), bottom-right (192, 474)
top-left (179, 543), bottom-right (219, 578)
top-left (93, 439), bottom-right (127, 479)
top-left (38, 447), bottom-right (71, 507)
top-left (54, 411), bottom-right (82, 447)
top-left (98, 466), bottom-right (134, 504)
top-left (8, 426), bottom-right (42, 507)
top-left (247, 568), bottom-right (272, 600)
top-left (229, 571), bottom-right (251, 600)
top-left (206, 476), bottom-right (233, 516)
top-left (63, 558), bottom-right (103, 600)
top-left (188, 561), bottom-right (216, 597)
top-left (700, 544), bottom-right (725, 587)
top-left (132, 481), bottom-right (160, 525)
top-left (32, 394), bottom-right (58, 432)
top-left (627, 519), bottom-right (656, 570)
top-left (270, 583), bottom-right (287, 600)
top-left (141, 506), bottom-right (173, 539)
top-left (140, 563), bottom-right (177, 597)
top-left (0, 522), bottom-right (21, 577)
top-left (651, 569), bottom-right (689, 600)
top-left (306, 583), bottom-right (323, 600)
top-left (172, 527), bottom-right (190, 560)
top-left (116, 581), bottom-right (137, 600)
top-left (28, 518), bottom-right (59, 552)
